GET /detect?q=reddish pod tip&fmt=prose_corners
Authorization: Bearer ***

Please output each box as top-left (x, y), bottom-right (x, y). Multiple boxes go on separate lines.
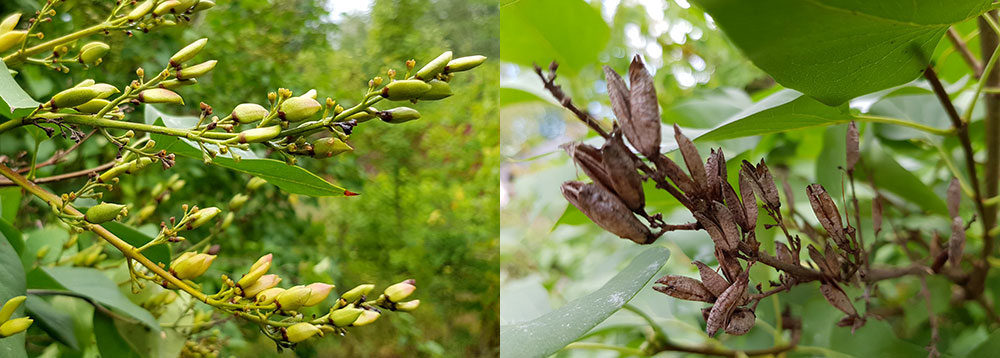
top-left (344, 190), bottom-right (360, 196)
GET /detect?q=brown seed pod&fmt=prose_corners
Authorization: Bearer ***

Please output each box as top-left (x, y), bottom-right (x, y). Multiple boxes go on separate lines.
top-left (808, 244), bottom-right (838, 279)
top-left (776, 242), bottom-right (796, 266)
top-left (741, 160), bottom-right (781, 209)
top-left (695, 212), bottom-right (734, 252)
top-left (724, 307), bottom-right (756, 336)
top-left (560, 181), bottom-right (655, 244)
top-left (706, 268), bottom-right (749, 337)
top-left (806, 184), bottom-right (847, 247)
top-left (674, 124), bottom-right (708, 195)
top-left (625, 55), bottom-right (662, 158)
top-left (563, 142), bottom-right (614, 195)
top-left (739, 172), bottom-right (759, 232)
top-left (846, 121), bottom-right (859, 172)
top-left (713, 203), bottom-right (741, 253)
top-left (820, 283), bottom-right (857, 317)
top-left (947, 178), bottom-right (961, 219)
top-left (722, 182), bottom-right (748, 231)
top-left (693, 261), bottom-right (730, 298)
top-left (601, 131), bottom-right (645, 212)
top-left (705, 149), bottom-right (726, 202)
top-left (603, 65), bottom-right (631, 124)
top-left (657, 155), bottom-right (698, 194)
top-left (714, 247), bottom-right (743, 283)
top-left (949, 216), bottom-right (965, 268)
top-left (872, 196), bottom-right (883, 236)
top-left (653, 275), bottom-right (714, 302)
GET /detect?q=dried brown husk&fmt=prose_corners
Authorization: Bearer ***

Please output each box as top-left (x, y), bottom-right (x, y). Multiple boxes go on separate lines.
top-left (949, 216), bottom-right (965, 268)
top-left (658, 155), bottom-right (699, 194)
top-left (872, 196), bottom-right (883, 236)
top-left (705, 149), bottom-right (725, 202)
top-left (654, 275), bottom-right (714, 302)
top-left (563, 142), bottom-right (613, 194)
top-left (601, 131), bottom-right (645, 212)
top-left (724, 307), bottom-right (756, 336)
top-left (713, 202), bottom-right (742, 252)
top-left (674, 124), bottom-right (708, 195)
top-left (694, 261), bottom-right (730, 297)
top-left (603, 65), bottom-right (631, 124)
top-left (695, 212), bottom-right (735, 252)
top-left (776, 241), bottom-right (796, 265)
top-left (625, 55), bottom-right (662, 158)
top-left (820, 283), bottom-right (857, 316)
top-left (560, 181), bottom-right (654, 244)
top-left (722, 182), bottom-right (748, 231)
top-left (806, 184), bottom-right (847, 247)
top-left (947, 178), bottom-right (961, 219)
top-left (739, 172), bottom-right (759, 232)
top-left (714, 247), bottom-right (744, 283)
top-left (740, 160), bottom-right (781, 209)
top-left (846, 121), bottom-right (859, 172)
top-left (808, 244), bottom-right (838, 279)
top-left (706, 269), bottom-right (749, 337)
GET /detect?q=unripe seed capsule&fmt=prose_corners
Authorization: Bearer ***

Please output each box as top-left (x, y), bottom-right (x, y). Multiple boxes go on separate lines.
top-left (73, 79), bottom-right (96, 88)
top-left (242, 274), bottom-right (280, 297)
top-left (0, 13), bottom-right (21, 32)
top-left (339, 284), bottom-right (374, 303)
top-left (177, 0), bottom-right (199, 10)
top-left (275, 286), bottom-right (312, 312)
top-left (138, 88), bottom-right (184, 105)
top-left (98, 163), bottom-right (130, 183)
top-left (378, 107), bottom-right (420, 124)
top-left (444, 55), bottom-right (487, 73)
top-left (395, 299), bottom-right (420, 312)
top-left (247, 177), bottom-right (268, 191)
top-left (89, 83), bottom-right (120, 99)
top-left (231, 103), bottom-right (269, 124)
top-left (50, 87), bottom-right (100, 109)
top-left (278, 96), bottom-right (321, 122)
top-left (170, 38), bottom-right (208, 67)
top-left (380, 80), bottom-right (431, 101)
top-left (187, 207), bottom-right (220, 229)
top-left (236, 125), bottom-right (282, 144)
top-left (220, 211), bottom-right (234, 229)
top-left (153, 0), bottom-right (182, 16)
top-left (79, 42), bottom-right (110, 65)
top-left (176, 60), bottom-right (217, 80)
top-left (158, 78), bottom-right (197, 89)
top-left (329, 306), bottom-right (364, 327)
top-left (256, 287), bottom-right (284, 304)
top-left (351, 310), bottom-right (380, 326)
top-left (415, 51), bottom-right (452, 80)
top-left (0, 317), bottom-right (33, 338)
top-left (75, 99), bottom-right (112, 114)
top-left (0, 296), bottom-right (26, 322)
top-left (193, 0), bottom-right (216, 11)
top-left (171, 252), bottom-right (215, 280)
top-left (384, 279), bottom-right (416, 302)
top-left (284, 322), bottom-right (322, 343)
top-left (312, 137), bottom-right (353, 158)
top-left (417, 80), bottom-right (453, 100)
top-left (303, 283), bottom-right (334, 307)
top-left (84, 202), bottom-right (127, 224)
top-left (228, 193), bottom-right (249, 211)
top-left (0, 31), bottom-right (27, 53)
top-left (127, 0), bottom-right (155, 20)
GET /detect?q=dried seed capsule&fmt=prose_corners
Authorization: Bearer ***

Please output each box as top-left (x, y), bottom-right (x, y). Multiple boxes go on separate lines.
top-left (75, 99), bottom-right (112, 114)
top-left (278, 96), bottom-right (321, 122)
top-left (724, 308), bottom-right (755, 335)
top-left (176, 60), bottom-right (217, 80)
top-left (384, 280), bottom-right (416, 302)
top-left (563, 142), bottom-right (615, 195)
top-left (949, 216), bottom-right (965, 268)
top-left (236, 125), bottom-right (282, 143)
top-left (153, 0), bottom-right (183, 16)
top-left (312, 137), bottom-right (353, 158)
top-left (947, 178), bottom-right (961, 219)
top-left (242, 274), bottom-right (281, 298)
top-left (380, 80), bottom-right (432, 101)
top-left (0, 30), bottom-right (27, 53)
top-left (284, 322), bottom-right (322, 343)
top-left (329, 306), bottom-right (364, 327)
top-left (415, 51), bottom-right (452, 80)
top-left (693, 261), bottom-right (729, 298)
top-left (138, 88), bottom-right (184, 105)
top-left (127, 0), bottom-right (155, 20)
top-left (0, 13), bottom-right (20, 33)
top-left (303, 283), bottom-right (334, 307)
top-left (417, 79), bottom-right (453, 100)
top-left (705, 268), bottom-right (748, 337)
top-left (653, 275), bottom-right (714, 302)
top-left (820, 283), bottom-right (857, 317)
top-left (187, 207), bottom-right (221, 229)
top-left (846, 121), bottom-right (859, 172)
top-left (0, 296), bottom-right (26, 322)
top-left (378, 107), bottom-right (421, 124)
top-left (169, 38), bottom-right (208, 67)
top-left (674, 125), bottom-right (707, 194)
top-left (78, 42), bottom-right (110, 65)
top-left (158, 78), bottom-right (197, 89)
top-left (0, 317), bottom-right (33, 338)
top-left (806, 184), bottom-right (846, 247)
top-left (560, 181), bottom-right (655, 244)
top-left (625, 55), bottom-right (662, 158)
top-left (275, 285), bottom-right (312, 312)
top-left (601, 131), bottom-right (645, 212)
top-left (603, 65), bottom-right (630, 123)
top-left (351, 310), bottom-right (380, 326)
top-left (84, 202), bottom-right (127, 224)
top-left (230, 103), bottom-right (268, 124)
top-left (444, 55), bottom-right (487, 73)
top-left (89, 83), bottom-right (120, 99)
top-left (50, 87), bottom-right (100, 109)
top-left (340, 284), bottom-right (374, 303)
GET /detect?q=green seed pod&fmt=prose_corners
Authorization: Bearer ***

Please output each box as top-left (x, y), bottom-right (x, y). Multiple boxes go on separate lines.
top-left (311, 137), bottom-right (353, 158)
top-left (89, 83), bottom-right (120, 99)
top-left (127, 0), bottom-right (155, 20)
top-left (75, 99), bottom-right (112, 114)
top-left (343, 107), bottom-right (378, 123)
top-left (0, 317), bottom-right (33, 338)
top-left (228, 193), bottom-right (249, 211)
top-left (329, 306), bottom-right (364, 327)
top-left (127, 157), bottom-right (155, 173)
top-left (98, 163), bottom-right (130, 183)
top-left (444, 55), bottom-right (487, 73)
top-left (192, 0), bottom-right (216, 12)
top-left (137, 204), bottom-right (156, 221)
top-left (275, 286), bottom-right (312, 312)
top-left (49, 87), bottom-right (100, 109)
top-left (395, 299), bottom-right (420, 312)
top-left (301, 89), bottom-right (317, 99)
top-left (220, 211), bottom-right (234, 230)
top-left (383, 279), bottom-right (416, 302)
top-left (84, 202), bottom-right (127, 224)
top-left (187, 207), bottom-right (221, 229)
top-left (303, 283), bottom-right (334, 307)
top-left (153, 0), bottom-right (183, 16)
top-left (170, 38), bottom-right (208, 67)
top-left (0, 30), bottom-right (26, 53)
top-left (415, 51), bottom-right (452, 80)
top-left (417, 79), bottom-right (453, 100)
top-left (378, 107), bottom-right (420, 124)
top-left (73, 79), bottom-right (96, 88)
top-left (177, 0), bottom-right (199, 10)
top-left (242, 274), bottom-right (280, 297)
top-left (176, 60), bottom-right (217, 80)
top-left (278, 96), bottom-right (321, 122)
top-left (231, 103), bottom-right (269, 124)
top-left (0, 13), bottom-right (20, 33)
top-left (256, 287), bottom-right (284, 305)
top-left (285, 322), bottom-right (323, 343)
top-left (138, 88), bottom-right (184, 105)
top-left (0, 296), bottom-right (26, 322)
top-left (380, 80), bottom-right (431, 101)
top-left (247, 177), bottom-right (268, 191)
top-left (236, 125), bottom-right (282, 144)
top-left (171, 252), bottom-right (216, 280)
top-left (339, 284), bottom-right (374, 303)
top-left (79, 42), bottom-right (110, 65)
top-left (351, 310), bottom-right (380, 326)
top-left (158, 78), bottom-right (197, 89)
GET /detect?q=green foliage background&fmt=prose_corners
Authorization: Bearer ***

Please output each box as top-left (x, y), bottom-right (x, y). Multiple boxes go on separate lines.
top-left (1, 0), bottom-right (498, 357)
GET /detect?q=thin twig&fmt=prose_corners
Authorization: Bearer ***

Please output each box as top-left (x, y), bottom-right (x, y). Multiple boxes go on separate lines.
top-left (947, 28), bottom-right (983, 77)
top-left (0, 162), bottom-right (114, 186)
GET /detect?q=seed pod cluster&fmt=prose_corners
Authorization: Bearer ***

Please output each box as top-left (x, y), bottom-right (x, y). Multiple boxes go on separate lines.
top-left (0, 13), bottom-right (26, 53)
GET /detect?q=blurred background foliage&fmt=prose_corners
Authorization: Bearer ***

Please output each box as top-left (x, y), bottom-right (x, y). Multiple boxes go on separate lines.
top-left (1, 0), bottom-right (498, 356)
top-left (501, 0), bottom-right (998, 357)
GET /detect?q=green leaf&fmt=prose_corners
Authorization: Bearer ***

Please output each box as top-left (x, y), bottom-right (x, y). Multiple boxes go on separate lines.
top-left (144, 105), bottom-right (351, 197)
top-left (691, 0), bottom-right (991, 105)
top-left (20, 225), bottom-right (67, 271)
top-left (694, 90), bottom-right (854, 142)
top-left (103, 222), bottom-right (171, 269)
top-left (500, 0), bottom-right (610, 74)
top-left (0, 186), bottom-right (22, 223)
top-left (26, 295), bottom-right (80, 350)
top-left (969, 328), bottom-right (1000, 358)
top-left (861, 140), bottom-right (948, 216)
top-left (0, 60), bottom-right (39, 120)
top-left (499, 246), bottom-right (670, 358)
top-left (93, 312), bottom-right (142, 358)
top-left (815, 124), bottom-right (849, 199)
top-left (663, 88), bottom-right (753, 129)
top-left (0, 221), bottom-right (27, 358)
top-left (39, 267), bottom-right (159, 330)
top-left (0, 217), bottom-right (23, 256)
